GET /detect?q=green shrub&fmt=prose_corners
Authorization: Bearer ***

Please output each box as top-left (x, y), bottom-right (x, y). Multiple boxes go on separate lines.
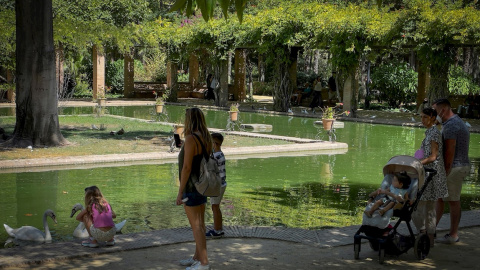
top-left (73, 79), bottom-right (92, 98)
top-left (106, 59), bottom-right (124, 93)
top-left (178, 72), bottom-right (189, 82)
top-left (297, 71), bottom-right (319, 88)
top-left (141, 48), bottom-right (167, 82)
top-left (449, 65), bottom-right (480, 95)
top-left (370, 60), bottom-right (418, 108)
top-left (252, 81), bottom-right (274, 96)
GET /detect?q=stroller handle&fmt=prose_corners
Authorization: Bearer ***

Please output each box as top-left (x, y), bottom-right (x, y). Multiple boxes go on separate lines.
top-left (424, 168), bottom-right (437, 180)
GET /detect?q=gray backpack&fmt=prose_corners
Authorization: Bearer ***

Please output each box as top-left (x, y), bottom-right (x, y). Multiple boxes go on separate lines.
top-left (191, 134), bottom-right (222, 197)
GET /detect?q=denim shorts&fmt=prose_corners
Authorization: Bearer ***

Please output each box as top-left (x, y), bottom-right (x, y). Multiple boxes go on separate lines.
top-left (183, 191), bottom-right (207, 207)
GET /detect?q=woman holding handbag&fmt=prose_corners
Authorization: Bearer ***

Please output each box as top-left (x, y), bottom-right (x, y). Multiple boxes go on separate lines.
top-left (412, 107), bottom-right (448, 247)
top-left (176, 107), bottom-right (213, 270)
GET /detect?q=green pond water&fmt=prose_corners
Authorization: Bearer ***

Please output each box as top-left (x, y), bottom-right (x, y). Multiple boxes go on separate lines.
top-left (0, 105), bottom-right (479, 246)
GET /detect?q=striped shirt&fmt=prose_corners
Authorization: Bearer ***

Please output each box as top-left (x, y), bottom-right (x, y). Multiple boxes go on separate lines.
top-left (213, 151), bottom-right (227, 186)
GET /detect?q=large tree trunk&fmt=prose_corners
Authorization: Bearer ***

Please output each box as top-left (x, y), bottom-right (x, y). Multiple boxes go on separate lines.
top-left (462, 47), bottom-right (472, 75)
top-left (416, 60), bottom-right (430, 109)
top-left (428, 62), bottom-right (449, 103)
top-left (273, 62), bottom-right (291, 112)
top-left (258, 54), bottom-right (265, 82)
top-left (6, 0), bottom-right (66, 148)
top-left (55, 43), bottom-right (65, 98)
top-left (342, 64), bottom-right (359, 117)
top-left (314, 50), bottom-right (320, 75)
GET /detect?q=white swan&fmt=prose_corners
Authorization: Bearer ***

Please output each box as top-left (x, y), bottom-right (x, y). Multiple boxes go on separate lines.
top-left (3, 209), bottom-right (57, 242)
top-left (70, 203), bottom-right (89, 238)
top-left (70, 203), bottom-right (126, 238)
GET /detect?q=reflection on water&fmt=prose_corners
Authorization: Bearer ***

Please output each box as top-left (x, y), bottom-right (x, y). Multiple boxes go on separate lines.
top-left (0, 105), bottom-right (479, 246)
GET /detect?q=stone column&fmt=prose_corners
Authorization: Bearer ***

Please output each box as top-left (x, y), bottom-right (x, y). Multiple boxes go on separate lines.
top-left (6, 69), bottom-right (14, 102)
top-left (234, 49), bottom-right (246, 101)
top-left (189, 53), bottom-right (199, 88)
top-left (92, 45), bottom-right (105, 100)
top-left (228, 52), bottom-right (233, 84)
top-left (218, 59), bottom-right (229, 107)
top-left (124, 48), bottom-right (135, 98)
top-left (167, 61), bottom-right (178, 101)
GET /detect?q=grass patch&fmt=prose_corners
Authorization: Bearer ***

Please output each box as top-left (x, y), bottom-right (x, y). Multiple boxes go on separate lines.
top-left (0, 115), bottom-right (292, 160)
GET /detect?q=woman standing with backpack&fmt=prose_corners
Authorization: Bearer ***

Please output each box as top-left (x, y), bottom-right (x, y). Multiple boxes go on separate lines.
top-left (176, 107), bottom-right (213, 270)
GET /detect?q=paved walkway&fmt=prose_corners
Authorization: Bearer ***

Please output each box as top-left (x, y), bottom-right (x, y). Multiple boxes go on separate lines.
top-left (1, 210), bottom-right (479, 269)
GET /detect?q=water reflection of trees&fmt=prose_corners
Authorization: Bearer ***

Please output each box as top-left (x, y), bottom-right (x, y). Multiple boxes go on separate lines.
top-left (233, 169), bottom-right (480, 230)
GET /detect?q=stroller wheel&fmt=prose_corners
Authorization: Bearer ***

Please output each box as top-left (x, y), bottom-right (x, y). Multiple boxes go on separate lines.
top-left (378, 248), bottom-right (385, 264)
top-left (414, 233), bottom-right (430, 260)
top-left (354, 242), bottom-right (361, 259)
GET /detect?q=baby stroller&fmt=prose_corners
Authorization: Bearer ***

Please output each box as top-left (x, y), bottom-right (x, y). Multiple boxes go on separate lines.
top-left (353, 155), bottom-right (437, 264)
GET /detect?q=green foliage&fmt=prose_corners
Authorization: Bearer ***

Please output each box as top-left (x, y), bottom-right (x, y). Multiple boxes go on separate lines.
top-left (0, 8), bottom-right (15, 70)
top-left (297, 71), bottom-right (319, 88)
top-left (370, 60), bottom-right (418, 107)
top-left (252, 81), bottom-right (274, 96)
top-left (106, 59), bottom-right (125, 93)
top-left (73, 79), bottom-right (92, 98)
top-left (449, 65), bottom-right (480, 95)
top-left (135, 48), bottom-right (167, 82)
top-left (177, 72), bottom-right (189, 82)
top-left (4, 0), bottom-right (480, 109)
top-left (170, 0), bottom-right (248, 22)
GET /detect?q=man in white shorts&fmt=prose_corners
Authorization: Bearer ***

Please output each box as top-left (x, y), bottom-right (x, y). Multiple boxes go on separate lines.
top-left (433, 99), bottom-right (470, 244)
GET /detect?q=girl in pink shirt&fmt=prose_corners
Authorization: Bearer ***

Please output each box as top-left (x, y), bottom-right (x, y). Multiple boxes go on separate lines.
top-left (76, 186), bottom-right (116, 248)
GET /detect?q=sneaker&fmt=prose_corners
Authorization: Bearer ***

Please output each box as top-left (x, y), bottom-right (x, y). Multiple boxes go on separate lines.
top-left (81, 240), bottom-right (99, 248)
top-left (106, 240), bottom-right (115, 246)
top-left (186, 263), bottom-right (210, 270)
top-left (179, 257), bottom-right (198, 266)
top-left (436, 233), bottom-right (459, 244)
top-left (206, 229), bottom-right (224, 238)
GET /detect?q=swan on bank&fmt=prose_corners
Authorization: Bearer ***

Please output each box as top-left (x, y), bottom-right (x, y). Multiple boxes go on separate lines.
top-left (70, 203), bottom-right (126, 238)
top-left (3, 209), bottom-right (57, 242)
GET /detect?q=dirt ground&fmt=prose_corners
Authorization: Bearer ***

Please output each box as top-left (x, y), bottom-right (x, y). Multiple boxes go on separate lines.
top-left (3, 226), bottom-right (478, 270)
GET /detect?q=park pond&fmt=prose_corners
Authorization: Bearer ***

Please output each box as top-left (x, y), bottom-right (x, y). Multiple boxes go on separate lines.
top-left (0, 105), bottom-right (479, 246)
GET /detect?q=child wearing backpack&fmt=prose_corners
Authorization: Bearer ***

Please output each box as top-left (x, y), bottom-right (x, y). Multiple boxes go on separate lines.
top-left (206, 133), bottom-right (227, 238)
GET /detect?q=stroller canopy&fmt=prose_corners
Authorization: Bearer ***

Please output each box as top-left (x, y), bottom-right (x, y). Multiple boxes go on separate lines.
top-left (383, 155), bottom-right (425, 188)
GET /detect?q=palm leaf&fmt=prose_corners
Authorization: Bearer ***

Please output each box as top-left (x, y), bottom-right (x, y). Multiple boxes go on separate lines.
top-left (169, 0), bottom-right (188, 12)
top-left (196, 0), bottom-right (210, 21)
top-left (218, 0), bottom-right (230, 19)
top-left (235, 0), bottom-right (247, 23)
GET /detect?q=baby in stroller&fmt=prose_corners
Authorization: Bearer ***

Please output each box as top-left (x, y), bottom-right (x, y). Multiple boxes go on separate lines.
top-left (364, 172), bottom-right (411, 218)
top-left (355, 155), bottom-right (436, 264)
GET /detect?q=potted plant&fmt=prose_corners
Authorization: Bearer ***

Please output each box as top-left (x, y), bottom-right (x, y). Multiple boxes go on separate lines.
top-left (154, 91), bottom-right (166, 114)
top-left (229, 103), bottom-right (240, 121)
top-left (321, 106), bottom-right (349, 130)
top-left (174, 114), bottom-right (185, 139)
top-left (97, 90), bottom-right (106, 107)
